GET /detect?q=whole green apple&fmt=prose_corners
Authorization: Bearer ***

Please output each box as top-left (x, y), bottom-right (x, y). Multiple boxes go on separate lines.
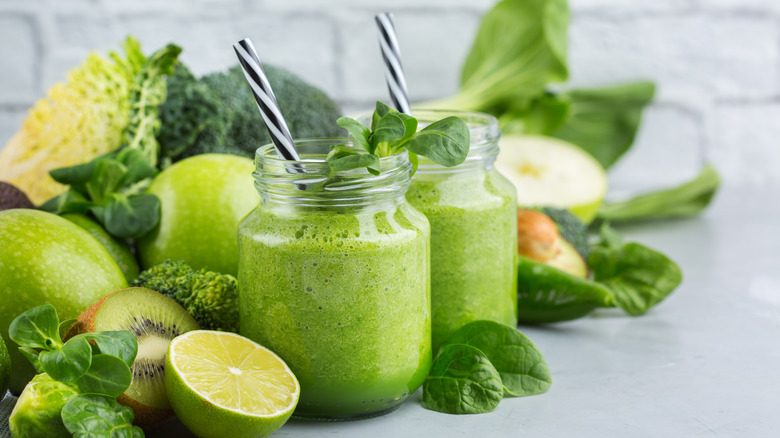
top-left (137, 154), bottom-right (260, 276)
top-left (0, 209), bottom-right (128, 394)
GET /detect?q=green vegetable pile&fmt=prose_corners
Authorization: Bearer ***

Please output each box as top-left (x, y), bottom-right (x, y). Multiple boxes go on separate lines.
top-left (132, 260), bottom-right (239, 333)
top-left (7, 305), bottom-right (143, 437)
top-left (421, 0), bottom-right (719, 223)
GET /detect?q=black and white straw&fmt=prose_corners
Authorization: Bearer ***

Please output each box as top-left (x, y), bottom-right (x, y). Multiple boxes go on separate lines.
top-left (233, 38), bottom-right (300, 161)
top-left (375, 12), bottom-right (411, 115)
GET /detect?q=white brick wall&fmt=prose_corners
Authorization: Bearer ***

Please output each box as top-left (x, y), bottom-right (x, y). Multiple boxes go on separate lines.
top-left (0, 0), bottom-right (777, 190)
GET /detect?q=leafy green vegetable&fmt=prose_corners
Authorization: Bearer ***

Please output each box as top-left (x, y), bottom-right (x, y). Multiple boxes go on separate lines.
top-left (597, 165), bottom-right (720, 223)
top-left (326, 102), bottom-right (469, 174)
top-left (158, 64), bottom-right (344, 162)
top-left (427, 0), bottom-right (569, 118)
top-left (552, 81), bottom-right (656, 168)
top-left (589, 224), bottom-right (683, 315)
top-left (61, 394), bottom-right (144, 438)
top-left (422, 344), bottom-right (503, 414)
top-left (132, 260), bottom-right (240, 332)
top-left (443, 321), bottom-right (551, 397)
top-left (8, 304), bottom-right (141, 436)
top-left (9, 373), bottom-right (79, 438)
top-left (47, 41), bottom-right (181, 239)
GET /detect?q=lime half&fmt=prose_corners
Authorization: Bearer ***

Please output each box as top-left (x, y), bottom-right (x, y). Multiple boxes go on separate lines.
top-left (166, 330), bottom-right (300, 438)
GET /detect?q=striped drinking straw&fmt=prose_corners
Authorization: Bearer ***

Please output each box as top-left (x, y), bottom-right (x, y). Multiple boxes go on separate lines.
top-left (375, 12), bottom-right (411, 115)
top-left (233, 38), bottom-right (301, 161)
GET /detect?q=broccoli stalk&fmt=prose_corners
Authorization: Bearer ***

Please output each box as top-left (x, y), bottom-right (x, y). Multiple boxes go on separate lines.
top-left (132, 260), bottom-right (239, 333)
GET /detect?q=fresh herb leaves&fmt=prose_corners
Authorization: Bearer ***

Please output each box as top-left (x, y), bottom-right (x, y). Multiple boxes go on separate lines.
top-left (8, 305), bottom-right (143, 437)
top-left (61, 394), bottom-right (144, 438)
top-left (326, 101), bottom-right (470, 175)
top-left (589, 223), bottom-right (683, 316)
top-left (443, 320), bottom-right (552, 397)
top-left (423, 321), bottom-right (551, 414)
top-left (422, 344), bottom-right (503, 414)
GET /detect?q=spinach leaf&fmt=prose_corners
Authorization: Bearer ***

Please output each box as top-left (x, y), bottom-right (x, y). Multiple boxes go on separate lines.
top-left (597, 164), bottom-right (720, 223)
top-left (371, 111), bottom-right (408, 155)
top-left (422, 344), bottom-right (503, 414)
top-left (371, 101), bottom-right (392, 131)
top-left (39, 336), bottom-right (93, 382)
top-left (91, 193), bottom-right (161, 239)
top-left (402, 116), bottom-right (470, 167)
top-left (61, 394), bottom-right (144, 438)
top-left (443, 320), bottom-right (552, 397)
top-left (9, 304), bottom-right (62, 350)
top-left (75, 354), bottom-right (133, 397)
top-left (589, 224), bottom-right (683, 315)
top-left (337, 117), bottom-right (372, 152)
top-left (553, 81), bottom-right (656, 169)
top-left (71, 331), bottom-right (138, 368)
top-left (455, 0), bottom-right (569, 113)
top-left (499, 92), bottom-right (571, 135)
top-left (327, 153), bottom-right (381, 176)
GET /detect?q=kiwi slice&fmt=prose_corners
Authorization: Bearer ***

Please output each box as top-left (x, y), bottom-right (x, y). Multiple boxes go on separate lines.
top-left (67, 287), bottom-right (199, 426)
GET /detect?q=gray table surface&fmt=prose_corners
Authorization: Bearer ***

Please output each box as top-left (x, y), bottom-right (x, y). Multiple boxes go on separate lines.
top-left (3, 186), bottom-right (779, 437)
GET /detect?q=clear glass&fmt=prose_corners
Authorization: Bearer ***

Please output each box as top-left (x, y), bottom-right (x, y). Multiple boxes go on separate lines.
top-left (358, 110), bottom-right (518, 349)
top-left (237, 139), bottom-right (431, 420)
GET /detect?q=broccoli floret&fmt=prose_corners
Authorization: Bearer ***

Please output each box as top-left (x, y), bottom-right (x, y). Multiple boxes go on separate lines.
top-left (132, 260), bottom-right (239, 333)
top-left (158, 64), bottom-right (343, 162)
top-left (539, 207), bottom-right (590, 259)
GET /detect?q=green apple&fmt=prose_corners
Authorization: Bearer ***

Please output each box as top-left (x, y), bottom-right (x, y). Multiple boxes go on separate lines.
top-left (137, 154), bottom-right (260, 276)
top-left (0, 209), bottom-right (128, 394)
top-left (61, 213), bottom-right (139, 282)
top-left (1, 333), bottom-right (10, 395)
top-left (495, 135), bottom-right (608, 224)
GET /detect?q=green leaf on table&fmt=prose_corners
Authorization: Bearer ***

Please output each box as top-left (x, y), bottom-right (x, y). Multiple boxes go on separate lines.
top-left (422, 344), bottom-right (504, 414)
top-left (454, 0), bottom-right (569, 112)
top-left (61, 394), bottom-right (144, 438)
top-left (589, 224), bottom-right (683, 315)
top-left (71, 331), bottom-right (138, 368)
top-left (91, 193), bottom-right (161, 239)
top-left (443, 320), bottom-right (552, 397)
top-left (553, 81), bottom-right (656, 169)
top-left (402, 116), bottom-right (470, 167)
top-left (75, 354), bottom-right (133, 397)
top-left (40, 336), bottom-right (93, 382)
top-left (9, 304), bottom-right (62, 350)
top-left (597, 164), bottom-right (720, 223)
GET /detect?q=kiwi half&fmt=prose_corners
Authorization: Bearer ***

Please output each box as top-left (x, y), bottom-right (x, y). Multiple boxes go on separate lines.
top-left (66, 287), bottom-right (199, 426)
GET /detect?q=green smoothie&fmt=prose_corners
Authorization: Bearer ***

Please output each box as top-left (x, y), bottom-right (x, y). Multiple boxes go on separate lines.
top-left (408, 168), bottom-right (517, 349)
top-left (238, 143), bottom-right (431, 420)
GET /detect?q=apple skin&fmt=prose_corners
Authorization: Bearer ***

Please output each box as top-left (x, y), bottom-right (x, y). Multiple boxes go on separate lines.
top-left (0, 209), bottom-right (128, 394)
top-left (137, 154), bottom-right (260, 276)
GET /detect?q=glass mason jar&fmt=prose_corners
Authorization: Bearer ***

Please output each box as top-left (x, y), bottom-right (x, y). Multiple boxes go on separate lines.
top-left (405, 111), bottom-right (517, 349)
top-left (237, 139), bottom-right (432, 420)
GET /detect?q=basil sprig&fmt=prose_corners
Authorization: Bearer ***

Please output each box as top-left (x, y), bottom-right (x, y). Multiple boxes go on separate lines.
top-left (326, 101), bottom-right (470, 175)
top-left (9, 304), bottom-right (143, 437)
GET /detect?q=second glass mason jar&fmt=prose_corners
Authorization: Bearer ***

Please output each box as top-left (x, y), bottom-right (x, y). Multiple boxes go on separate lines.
top-left (405, 111), bottom-right (518, 349)
top-left (237, 140), bottom-right (431, 420)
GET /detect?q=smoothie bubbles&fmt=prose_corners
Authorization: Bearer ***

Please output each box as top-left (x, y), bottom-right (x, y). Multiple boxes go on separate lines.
top-left (233, 38), bottom-right (432, 419)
